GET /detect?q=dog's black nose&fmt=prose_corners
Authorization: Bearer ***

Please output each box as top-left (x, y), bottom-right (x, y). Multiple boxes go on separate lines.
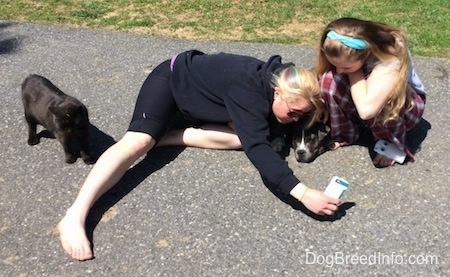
top-left (295, 149), bottom-right (313, 163)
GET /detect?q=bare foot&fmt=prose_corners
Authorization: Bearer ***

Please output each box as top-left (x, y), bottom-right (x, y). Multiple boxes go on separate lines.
top-left (57, 210), bottom-right (93, 261)
top-left (372, 153), bottom-right (396, 168)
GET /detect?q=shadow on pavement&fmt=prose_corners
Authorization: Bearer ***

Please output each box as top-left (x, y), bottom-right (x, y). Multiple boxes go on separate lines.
top-left (35, 123), bottom-right (117, 163)
top-left (88, 124), bottom-right (117, 161)
top-left (85, 146), bottom-right (186, 255)
top-left (405, 118), bottom-right (432, 155)
top-left (0, 21), bottom-right (22, 55)
top-left (265, 183), bottom-right (356, 222)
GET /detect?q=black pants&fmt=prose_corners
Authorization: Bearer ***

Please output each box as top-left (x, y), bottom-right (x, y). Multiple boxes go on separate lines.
top-left (128, 59), bottom-right (178, 142)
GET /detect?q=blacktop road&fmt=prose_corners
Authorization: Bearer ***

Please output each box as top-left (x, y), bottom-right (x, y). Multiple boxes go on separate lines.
top-left (0, 20), bottom-right (449, 276)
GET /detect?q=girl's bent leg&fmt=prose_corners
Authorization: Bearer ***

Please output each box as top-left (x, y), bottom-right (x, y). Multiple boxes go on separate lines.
top-left (58, 131), bottom-right (155, 261)
top-left (370, 92), bottom-right (425, 167)
top-left (320, 70), bottom-right (361, 147)
top-left (157, 123), bottom-right (242, 149)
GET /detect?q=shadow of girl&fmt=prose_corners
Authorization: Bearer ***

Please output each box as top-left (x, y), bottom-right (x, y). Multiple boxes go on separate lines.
top-left (84, 146), bottom-right (186, 249)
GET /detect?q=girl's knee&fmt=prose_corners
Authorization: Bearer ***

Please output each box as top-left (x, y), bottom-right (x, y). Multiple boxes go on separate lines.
top-left (121, 132), bottom-right (155, 156)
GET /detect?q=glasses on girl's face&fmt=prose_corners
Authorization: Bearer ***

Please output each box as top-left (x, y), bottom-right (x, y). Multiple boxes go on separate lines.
top-left (285, 100), bottom-right (308, 119)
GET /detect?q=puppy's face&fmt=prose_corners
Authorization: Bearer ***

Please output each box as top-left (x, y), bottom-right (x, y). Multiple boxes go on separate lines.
top-left (291, 122), bottom-right (331, 163)
top-left (49, 102), bottom-right (89, 133)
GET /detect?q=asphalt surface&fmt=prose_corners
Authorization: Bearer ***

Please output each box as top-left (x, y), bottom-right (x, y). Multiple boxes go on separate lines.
top-left (0, 20), bottom-right (449, 276)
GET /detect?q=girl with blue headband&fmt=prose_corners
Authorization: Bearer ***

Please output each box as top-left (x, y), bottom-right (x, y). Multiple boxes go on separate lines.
top-left (316, 18), bottom-right (427, 168)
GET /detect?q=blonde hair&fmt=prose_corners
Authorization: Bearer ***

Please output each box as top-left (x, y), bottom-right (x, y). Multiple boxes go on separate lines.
top-left (316, 17), bottom-right (413, 124)
top-left (272, 66), bottom-right (324, 128)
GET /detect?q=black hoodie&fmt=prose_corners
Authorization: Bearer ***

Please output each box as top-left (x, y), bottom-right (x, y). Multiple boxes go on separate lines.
top-left (170, 50), bottom-right (299, 196)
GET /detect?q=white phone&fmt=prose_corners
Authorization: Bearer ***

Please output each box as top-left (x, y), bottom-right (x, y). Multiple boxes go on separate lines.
top-left (374, 139), bottom-right (406, 164)
top-left (324, 176), bottom-right (349, 199)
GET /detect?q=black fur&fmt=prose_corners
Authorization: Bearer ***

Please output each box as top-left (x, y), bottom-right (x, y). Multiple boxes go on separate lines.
top-left (290, 120), bottom-right (331, 163)
top-left (270, 118), bottom-right (331, 163)
top-left (21, 74), bottom-right (94, 164)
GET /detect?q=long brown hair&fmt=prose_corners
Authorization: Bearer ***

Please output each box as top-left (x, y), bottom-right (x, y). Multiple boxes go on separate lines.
top-left (316, 17), bottom-right (413, 124)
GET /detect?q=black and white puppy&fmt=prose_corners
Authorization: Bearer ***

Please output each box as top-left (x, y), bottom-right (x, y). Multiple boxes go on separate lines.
top-left (270, 117), bottom-right (331, 163)
top-left (290, 120), bottom-right (331, 163)
top-left (21, 74), bottom-right (94, 164)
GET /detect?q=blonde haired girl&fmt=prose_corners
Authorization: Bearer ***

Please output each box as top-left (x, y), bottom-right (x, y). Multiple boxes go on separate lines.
top-left (58, 50), bottom-right (338, 261)
top-left (316, 17), bottom-right (426, 167)
top-left (272, 66), bottom-right (325, 128)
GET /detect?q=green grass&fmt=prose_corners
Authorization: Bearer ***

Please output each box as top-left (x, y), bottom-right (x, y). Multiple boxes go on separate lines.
top-left (0, 0), bottom-right (449, 58)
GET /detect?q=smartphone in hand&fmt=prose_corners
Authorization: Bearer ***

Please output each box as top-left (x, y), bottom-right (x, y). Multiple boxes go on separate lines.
top-left (324, 176), bottom-right (349, 199)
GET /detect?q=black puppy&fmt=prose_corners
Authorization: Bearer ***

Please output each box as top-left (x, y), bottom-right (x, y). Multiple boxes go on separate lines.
top-left (290, 120), bottom-right (331, 163)
top-left (21, 74), bottom-right (94, 164)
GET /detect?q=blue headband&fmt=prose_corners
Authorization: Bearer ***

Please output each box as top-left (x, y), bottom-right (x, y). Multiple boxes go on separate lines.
top-left (326, 30), bottom-right (367, 50)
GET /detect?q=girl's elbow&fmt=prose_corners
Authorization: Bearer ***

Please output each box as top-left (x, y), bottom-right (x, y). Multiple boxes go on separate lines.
top-left (357, 109), bottom-right (377, 120)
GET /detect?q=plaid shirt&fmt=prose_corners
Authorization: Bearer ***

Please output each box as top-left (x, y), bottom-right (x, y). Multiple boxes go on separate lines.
top-left (320, 70), bottom-right (426, 162)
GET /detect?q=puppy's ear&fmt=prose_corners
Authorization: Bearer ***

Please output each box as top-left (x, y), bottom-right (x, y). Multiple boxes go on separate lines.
top-left (49, 106), bottom-right (65, 117)
top-left (321, 124), bottom-right (330, 133)
top-left (318, 124), bottom-right (330, 140)
top-left (49, 106), bottom-right (59, 115)
top-left (317, 124), bottom-right (332, 150)
top-left (75, 105), bottom-right (85, 115)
